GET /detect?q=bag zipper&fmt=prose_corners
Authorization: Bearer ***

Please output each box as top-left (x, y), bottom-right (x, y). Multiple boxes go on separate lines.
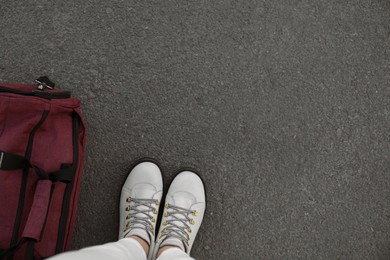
top-left (0, 77), bottom-right (71, 100)
top-left (35, 76), bottom-right (55, 90)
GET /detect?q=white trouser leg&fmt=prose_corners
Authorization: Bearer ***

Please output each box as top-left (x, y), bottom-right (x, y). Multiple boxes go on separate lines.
top-left (156, 248), bottom-right (195, 260)
top-left (48, 238), bottom-right (147, 260)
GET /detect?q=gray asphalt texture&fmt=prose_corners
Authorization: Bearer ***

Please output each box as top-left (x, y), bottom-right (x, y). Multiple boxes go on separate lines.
top-left (1, 0), bottom-right (390, 259)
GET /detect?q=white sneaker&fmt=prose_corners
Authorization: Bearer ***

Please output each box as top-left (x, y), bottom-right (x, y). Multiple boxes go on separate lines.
top-left (153, 170), bottom-right (206, 258)
top-left (119, 160), bottom-right (163, 260)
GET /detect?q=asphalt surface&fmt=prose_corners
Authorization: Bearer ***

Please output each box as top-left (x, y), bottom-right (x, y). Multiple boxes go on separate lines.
top-left (1, 0), bottom-right (390, 259)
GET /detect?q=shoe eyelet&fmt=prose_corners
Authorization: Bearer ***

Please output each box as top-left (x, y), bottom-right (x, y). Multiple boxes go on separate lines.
top-left (163, 221), bottom-right (168, 226)
top-left (190, 219), bottom-right (195, 225)
top-left (155, 200), bottom-right (159, 206)
top-left (153, 209), bottom-right (158, 214)
top-left (165, 203), bottom-right (169, 208)
top-left (187, 227), bottom-right (192, 233)
top-left (164, 212), bottom-right (169, 217)
top-left (151, 217), bottom-right (156, 223)
top-left (126, 206), bottom-right (131, 211)
top-left (126, 197), bottom-right (131, 202)
top-left (193, 210), bottom-right (198, 216)
top-left (126, 214), bottom-right (131, 219)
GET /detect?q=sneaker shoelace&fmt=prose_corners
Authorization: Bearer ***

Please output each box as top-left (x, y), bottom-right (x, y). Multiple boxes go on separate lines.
top-left (123, 197), bottom-right (159, 237)
top-left (159, 203), bottom-right (198, 251)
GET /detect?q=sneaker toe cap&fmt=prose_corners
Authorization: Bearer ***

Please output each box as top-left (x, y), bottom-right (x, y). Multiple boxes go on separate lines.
top-left (122, 161), bottom-right (163, 195)
top-left (169, 171), bottom-right (206, 204)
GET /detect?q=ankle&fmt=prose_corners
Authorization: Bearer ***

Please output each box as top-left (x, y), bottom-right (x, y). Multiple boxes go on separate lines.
top-left (129, 235), bottom-right (150, 255)
top-left (157, 245), bottom-right (182, 257)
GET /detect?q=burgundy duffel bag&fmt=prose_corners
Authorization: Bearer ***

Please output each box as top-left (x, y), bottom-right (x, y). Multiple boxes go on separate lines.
top-left (0, 77), bottom-right (86, 259)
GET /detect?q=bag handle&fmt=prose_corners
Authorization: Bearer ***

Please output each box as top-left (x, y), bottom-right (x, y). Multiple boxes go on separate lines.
top-left (0, 151), bottom-right (72, 258)
top-left (0, 181), bottom-right (52, 259)
top-left (21, 180), bottom-right (52, 241)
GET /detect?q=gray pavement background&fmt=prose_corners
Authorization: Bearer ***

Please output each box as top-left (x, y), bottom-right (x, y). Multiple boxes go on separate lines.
top-left (1, 0), bottom-right (390, 259)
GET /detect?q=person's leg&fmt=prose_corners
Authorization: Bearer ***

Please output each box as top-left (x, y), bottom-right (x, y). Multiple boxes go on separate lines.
top-left (48, 237), bottom-right (147, 260)
top-left (49, 161), bottom-right (163, 260)
top-left (156, 247), bottom-right (195, 260)
top-left (152, 170), bottom-right (206, 260)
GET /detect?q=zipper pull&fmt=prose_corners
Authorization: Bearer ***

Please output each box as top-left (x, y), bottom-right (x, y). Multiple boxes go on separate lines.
top-left (35, 76), bottom-right (55, 90)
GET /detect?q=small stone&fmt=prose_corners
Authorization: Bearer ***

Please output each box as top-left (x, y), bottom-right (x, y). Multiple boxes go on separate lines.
top-left (336, 128), bottom-right (342, 137)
